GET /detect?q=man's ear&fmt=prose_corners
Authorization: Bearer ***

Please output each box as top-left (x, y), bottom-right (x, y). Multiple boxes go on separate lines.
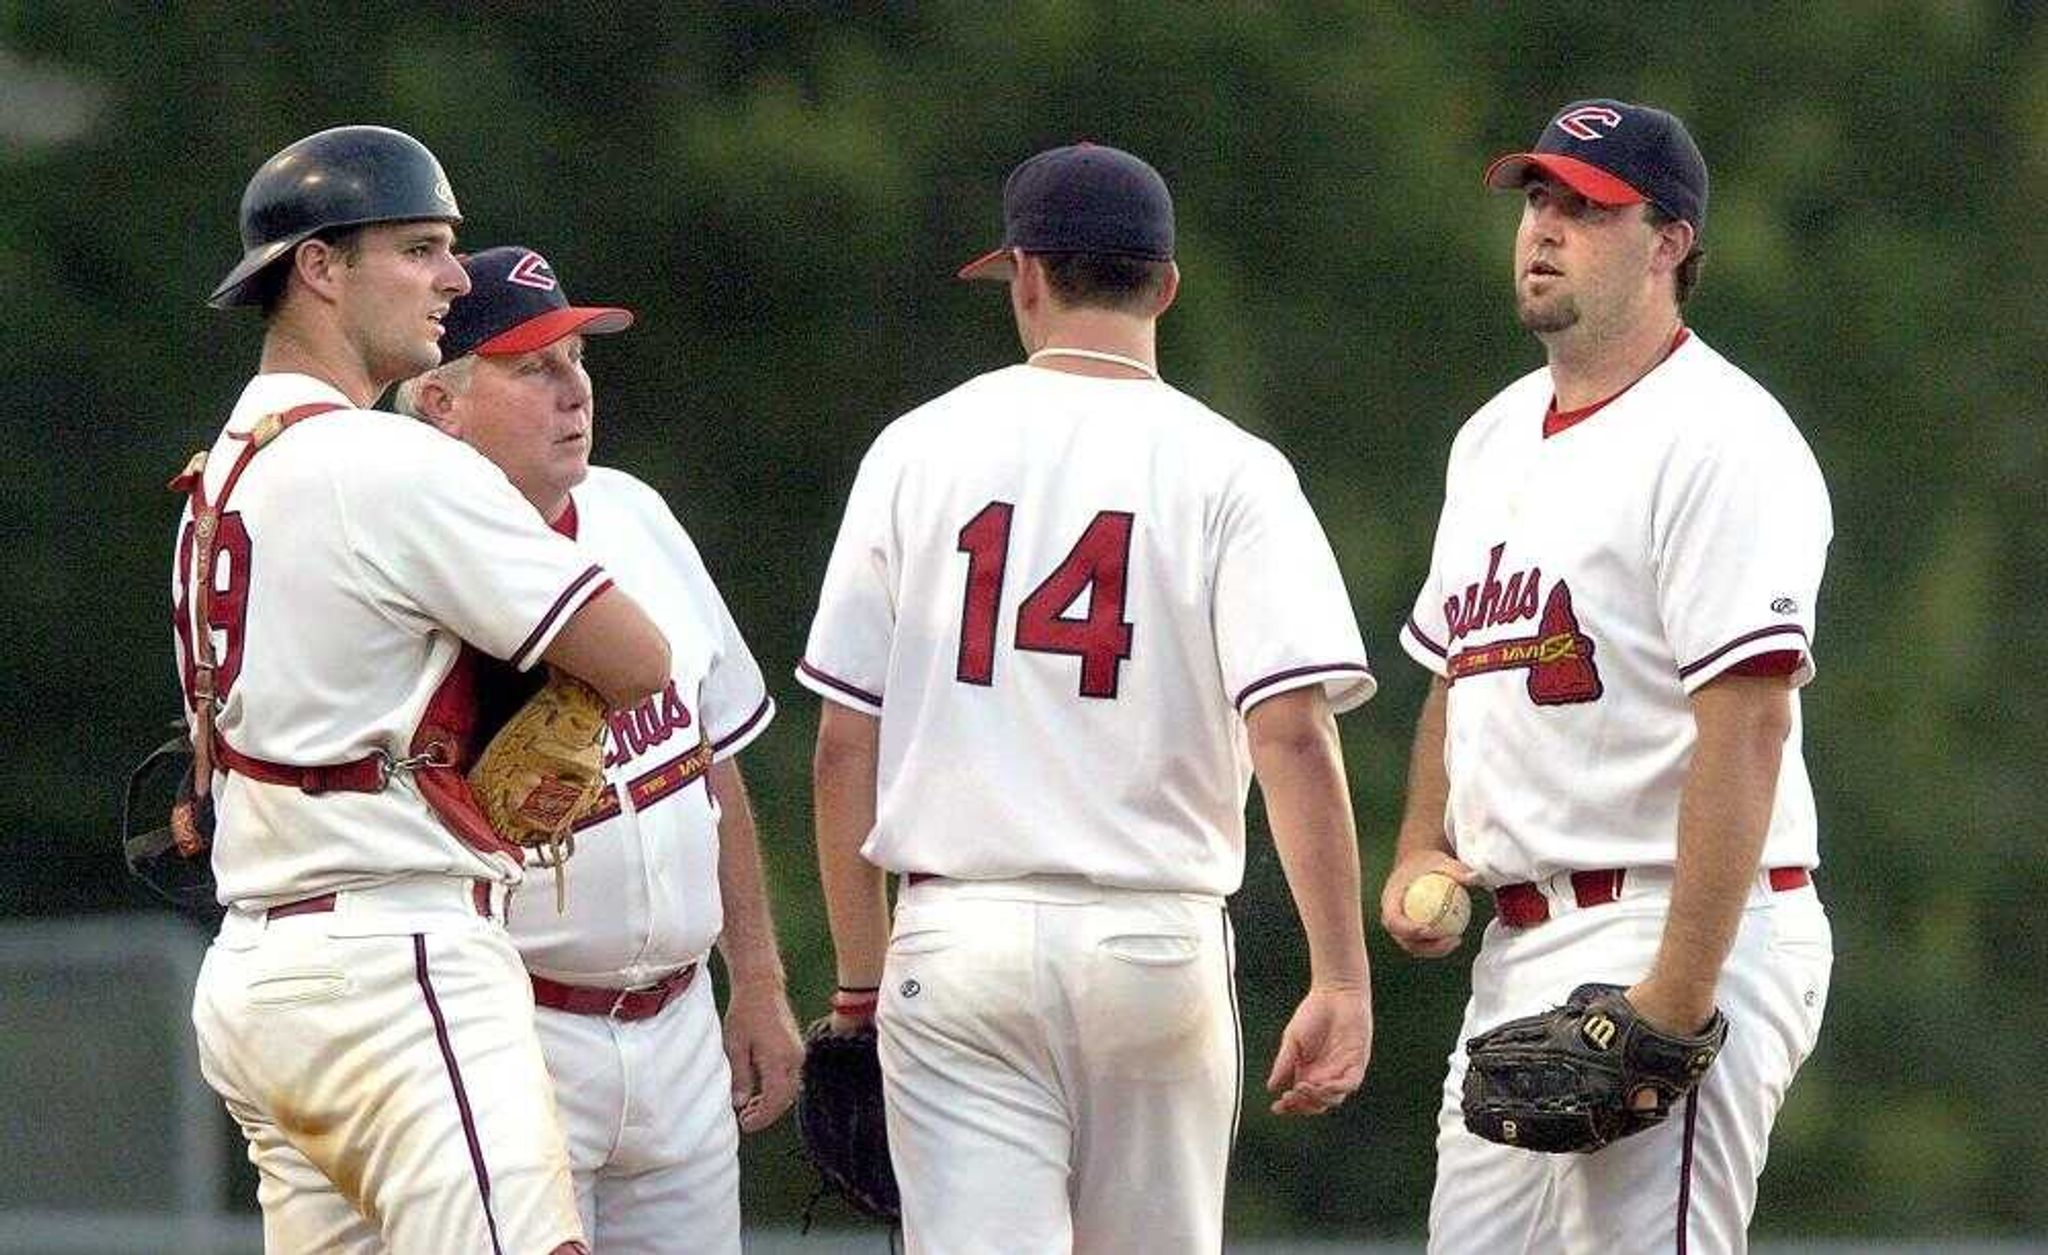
top-left (290, 237), bottom-right (350, 302)
top-left (414, 377), bottom-right (461, 436)
top-left (1011, 250), bottom-right (1044, 313)
top-left (1651, 218), bottom-right (1695, 276)
top-left (1153, 261), bottom-right (1181, 317)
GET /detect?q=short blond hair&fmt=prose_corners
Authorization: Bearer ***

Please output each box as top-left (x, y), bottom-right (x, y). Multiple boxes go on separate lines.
top-left (393, 354), bottom-right (476, 421)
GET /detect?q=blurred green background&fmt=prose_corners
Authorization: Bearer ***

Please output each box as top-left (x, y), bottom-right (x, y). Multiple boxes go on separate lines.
top-left (3, 1), bottom-right (2041, 1243)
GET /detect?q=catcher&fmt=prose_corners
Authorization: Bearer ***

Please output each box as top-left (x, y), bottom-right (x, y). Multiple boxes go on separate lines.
top-left (166, 125), bottom-right (671, 1254)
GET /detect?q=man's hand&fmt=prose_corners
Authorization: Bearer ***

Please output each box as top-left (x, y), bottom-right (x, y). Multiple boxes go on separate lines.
top-left (1266, 981), bottom-right (1372, 1116)
top-left (1380, 849), bottom-right (1478, 958)
top-left (1244, 688), bottom-right (1373, 1117)
top-left (722, 984), bottom-right (804, 1133)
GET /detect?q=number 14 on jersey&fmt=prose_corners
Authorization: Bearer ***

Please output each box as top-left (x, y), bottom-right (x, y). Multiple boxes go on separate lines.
top-left (954, 502), bottom-right (1135, 699)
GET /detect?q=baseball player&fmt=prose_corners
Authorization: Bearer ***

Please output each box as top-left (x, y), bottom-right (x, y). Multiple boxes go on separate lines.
top-left (1382, 99), bottom-right (1834, 1252)
top-left (179, 127), bottom-right (671, 1254)
top-left (800, 142), bottom-right (1377, 1254)
top-left (396, 245), bottom-right (804, 1254)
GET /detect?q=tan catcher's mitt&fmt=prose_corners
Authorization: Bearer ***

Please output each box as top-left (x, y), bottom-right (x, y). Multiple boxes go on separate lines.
top-left (468, 669), bottom-right (608, 870)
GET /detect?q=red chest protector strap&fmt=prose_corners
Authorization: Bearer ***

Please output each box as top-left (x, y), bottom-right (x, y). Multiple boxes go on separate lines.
top-left (172, 402), bottom-right (527, 865)
top-left (173, 403), bottom-right (375, 845)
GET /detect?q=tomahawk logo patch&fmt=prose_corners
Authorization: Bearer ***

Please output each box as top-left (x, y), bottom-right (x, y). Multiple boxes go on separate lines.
top-left (1444, 543), bottom-right (1604, 705)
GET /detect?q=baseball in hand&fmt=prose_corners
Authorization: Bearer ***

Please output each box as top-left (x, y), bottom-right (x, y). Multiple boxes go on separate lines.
top-left (1401, 871), bottom-right (1472, 939)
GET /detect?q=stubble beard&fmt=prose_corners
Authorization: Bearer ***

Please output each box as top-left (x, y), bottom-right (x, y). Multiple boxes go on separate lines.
top-left (347, 299), bottom-right (443, 396)
top-left (1516, 288), bottom-right (1579, 335)
top-left (375, 332), bottom-right (443, 394)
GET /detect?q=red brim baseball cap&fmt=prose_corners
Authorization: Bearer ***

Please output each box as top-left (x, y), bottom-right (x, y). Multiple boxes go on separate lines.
top-left (473, 305), bottom-right (634, 356)
top-left (1482, 152), bottom-right (1645, 206)
top-left (957, 247), bottom-right (1017, 282)
top-left (1482, 100), bottom-right (1708, 231)
top-left (442, 246), bottom-right (635, 360)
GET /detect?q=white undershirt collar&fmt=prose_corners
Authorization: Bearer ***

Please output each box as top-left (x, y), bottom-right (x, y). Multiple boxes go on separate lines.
top-left (1026, 346), bottom-right (1159, 380)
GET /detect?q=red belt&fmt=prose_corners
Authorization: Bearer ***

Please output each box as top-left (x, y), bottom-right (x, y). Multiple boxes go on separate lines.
top-left (216, 739), bottom-right (392, 794)
top-left (1494, 866), bottom-right (1810, 929)
top-left (266, 880), bottom-right (497, 922)
top-left (530, 964), bottom-right (698, 1022)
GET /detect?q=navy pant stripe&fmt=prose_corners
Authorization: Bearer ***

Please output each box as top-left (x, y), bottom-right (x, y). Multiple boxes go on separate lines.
top-left (1675, 1088), bottom-right (1702, 1253)
top-left (413, 934), bottom-right (506, 1255)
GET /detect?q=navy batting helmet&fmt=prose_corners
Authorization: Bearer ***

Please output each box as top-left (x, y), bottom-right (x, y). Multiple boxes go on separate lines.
top-left (208, 125), bottom-right (462, 309)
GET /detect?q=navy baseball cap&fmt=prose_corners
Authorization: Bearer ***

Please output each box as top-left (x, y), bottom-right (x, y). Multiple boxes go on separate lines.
top-left (1484, 99), bottom-right (1708, 234)
top-left (439, 246), bottom-right (634, 361)
top-left (958, 142), bottom-right (1175, 282)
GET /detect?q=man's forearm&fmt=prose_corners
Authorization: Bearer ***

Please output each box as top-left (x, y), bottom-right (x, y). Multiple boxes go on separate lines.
top-left (709, 759), bottom-right (786, 989)
top-left (1248, 688), bottom-right (1369, 989)
top-left (813, 705), bottom-right (889, 989)
top-left (1641, 675), bottom-right (1793, 1028)
top-left (1394, 677), bottom-right (1454, 862)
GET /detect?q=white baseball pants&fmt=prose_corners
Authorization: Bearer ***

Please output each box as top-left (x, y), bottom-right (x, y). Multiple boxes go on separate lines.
top-left (1429, 874), bottom-right (1832, 1254)
top-left (192, 876), bottom-right (583, 1254)
top-left (879, 875), bottom-right (1241, 1255)
top-left (533, 967), bottom-right (741, 1254)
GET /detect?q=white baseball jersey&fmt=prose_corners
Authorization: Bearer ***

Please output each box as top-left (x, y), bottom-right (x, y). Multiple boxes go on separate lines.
top-left (1399, 332), bottom-right (1832, 885)
top-left (170, 372), bottom-right (615, 907)
top-left (798, 363), bottom-right (1373, 896)
top-left (506, 466), bottom-right (773, 987)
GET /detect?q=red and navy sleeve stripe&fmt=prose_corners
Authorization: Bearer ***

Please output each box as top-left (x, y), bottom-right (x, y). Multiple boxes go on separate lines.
top-left (1678, 624), bottom-right (1808, 682)
top-left (797, 659), bottom-right (884, 712)
top-left (1234, 661), bottom-right (1373, 715)
top-left (511, 565), bottom-right (610, 670)
top-left (710, 695), bottom-right (774, 757)
top-left (1404, 616), bottom-right (1447, 659)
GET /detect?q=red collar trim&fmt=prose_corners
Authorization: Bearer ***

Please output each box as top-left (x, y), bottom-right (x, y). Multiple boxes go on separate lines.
top-left (1543, 325), bottom-right (1690, 439)
top-left (548, 496), bottom-right (579, 539)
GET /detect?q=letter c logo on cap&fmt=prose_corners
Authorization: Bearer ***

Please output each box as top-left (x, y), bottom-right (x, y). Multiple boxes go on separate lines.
top-left (506, 251), bottom-right (558, 291)
top-left (1558, 106), bottom-right (1623, 141)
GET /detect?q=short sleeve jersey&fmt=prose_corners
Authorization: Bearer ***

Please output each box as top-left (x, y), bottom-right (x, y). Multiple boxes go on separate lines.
top-left (1399, 334), bottom-right (1833, 884)
top-left (799, 364), bottom-right (1373, 897)
top-left (506, 468), bottom-right (773, 986)
top-left (170, 374), bottom-right (615, 907)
